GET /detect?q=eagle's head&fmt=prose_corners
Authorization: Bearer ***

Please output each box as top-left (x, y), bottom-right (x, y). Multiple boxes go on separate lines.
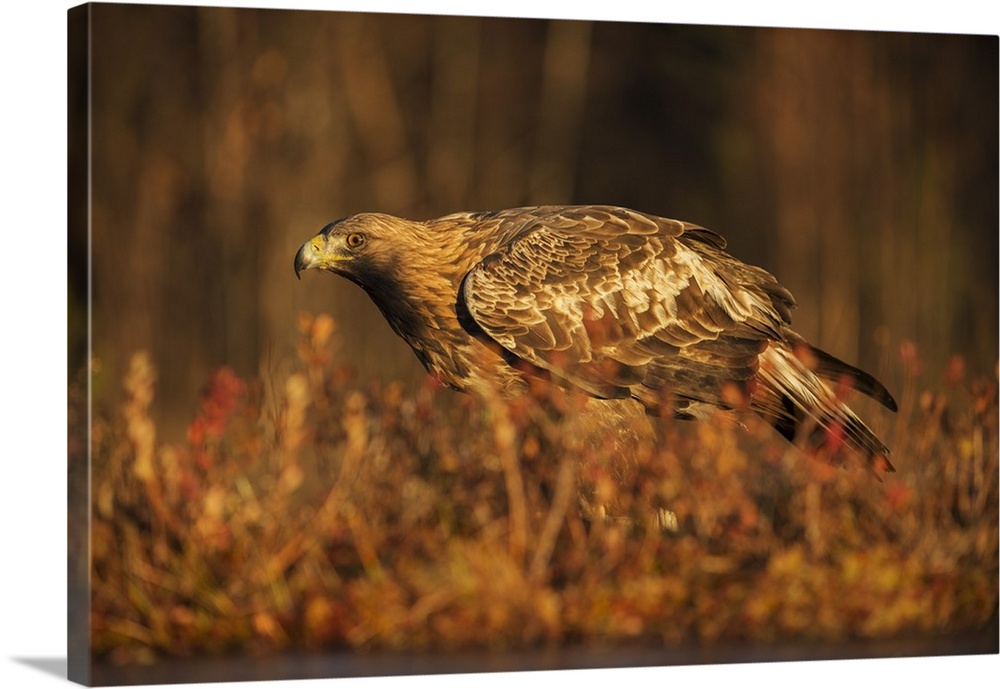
top-left (294, 212), bottom-right (489, 376)
top-left (293, 213), bottom-right (398, 282)
top-left (294, 211), bottom-right (477, 332)
top-left (294, 211), bottom-right (481, 291)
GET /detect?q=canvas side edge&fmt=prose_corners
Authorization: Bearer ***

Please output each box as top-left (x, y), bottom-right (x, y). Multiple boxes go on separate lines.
top-left (68, 3), bottom-right (92, 686)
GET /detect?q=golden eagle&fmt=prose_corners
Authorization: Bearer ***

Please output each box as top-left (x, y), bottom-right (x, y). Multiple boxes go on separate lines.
top-left (295, 205), bottom-right (896, 473)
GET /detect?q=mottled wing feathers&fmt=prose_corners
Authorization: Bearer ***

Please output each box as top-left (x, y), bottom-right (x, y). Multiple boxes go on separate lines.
top-left (460, 206), bottom-right (792, 409)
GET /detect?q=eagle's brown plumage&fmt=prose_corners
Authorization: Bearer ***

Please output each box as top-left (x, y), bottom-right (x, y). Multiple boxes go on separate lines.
top-left (294, 205), bottom-right (896, 473)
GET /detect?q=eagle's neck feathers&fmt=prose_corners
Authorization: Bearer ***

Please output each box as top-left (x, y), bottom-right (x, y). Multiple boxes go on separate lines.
top-left (355, 216), bottom-right (518, 393)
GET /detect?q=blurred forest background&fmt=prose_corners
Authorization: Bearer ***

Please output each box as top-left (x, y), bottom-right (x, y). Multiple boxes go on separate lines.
top-left (70, 3), bottom-right (998, 441)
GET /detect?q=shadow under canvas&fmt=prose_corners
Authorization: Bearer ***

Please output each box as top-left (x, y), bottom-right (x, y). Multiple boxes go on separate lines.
top-left (13, 657), bottom-right (68, 681)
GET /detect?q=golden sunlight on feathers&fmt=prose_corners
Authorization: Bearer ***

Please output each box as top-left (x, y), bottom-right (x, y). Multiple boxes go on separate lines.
top-left (294, 205), bottom-right (896, 473)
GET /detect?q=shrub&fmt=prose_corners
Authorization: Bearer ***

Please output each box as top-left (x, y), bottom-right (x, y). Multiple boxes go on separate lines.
top-left (84, 315), bottom-right (999, 664)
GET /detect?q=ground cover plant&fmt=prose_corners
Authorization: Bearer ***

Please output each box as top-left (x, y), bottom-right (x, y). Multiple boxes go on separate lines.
top-left (81, 313), bottom-right (998, 665)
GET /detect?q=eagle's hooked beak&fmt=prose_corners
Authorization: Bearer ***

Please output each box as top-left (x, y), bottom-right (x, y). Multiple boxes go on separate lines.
top-left (294, 235), bottom-right (325, 280)
top-left (295, 232), bottom-right (357, 279)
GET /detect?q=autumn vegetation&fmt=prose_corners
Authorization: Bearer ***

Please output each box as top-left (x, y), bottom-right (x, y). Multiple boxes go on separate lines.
top-left (80, 313), bottom-right (998, 665)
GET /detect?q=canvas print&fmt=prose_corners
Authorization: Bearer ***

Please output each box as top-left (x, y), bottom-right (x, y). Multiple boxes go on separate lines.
top-left (68, 2), bottom-right (999, 686)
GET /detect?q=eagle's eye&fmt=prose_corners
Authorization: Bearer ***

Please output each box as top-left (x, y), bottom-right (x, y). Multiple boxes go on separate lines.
top-left (346, 232), bottom-right (366, 249)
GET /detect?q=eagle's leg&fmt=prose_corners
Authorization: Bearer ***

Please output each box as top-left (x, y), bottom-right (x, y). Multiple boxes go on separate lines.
top-left (567, 398), bottom-right (677, 532)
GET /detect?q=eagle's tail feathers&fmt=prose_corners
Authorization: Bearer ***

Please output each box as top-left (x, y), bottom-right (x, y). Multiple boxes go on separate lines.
top-left (755, 343), bottom-right (894, 475)
top-left (805, 345), bottom-right (898, 412)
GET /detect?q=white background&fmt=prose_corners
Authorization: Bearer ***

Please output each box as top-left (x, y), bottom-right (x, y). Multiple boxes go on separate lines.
top-left (1, 1), bottom-right (997, 688)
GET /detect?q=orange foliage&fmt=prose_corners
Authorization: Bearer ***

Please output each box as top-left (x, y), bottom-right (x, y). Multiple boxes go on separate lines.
top-left (86, 314), bottom-right (999, 664)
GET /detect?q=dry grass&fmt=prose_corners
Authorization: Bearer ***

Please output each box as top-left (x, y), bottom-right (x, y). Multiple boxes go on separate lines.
top-left (83, 314), bottom-right (998, 665)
